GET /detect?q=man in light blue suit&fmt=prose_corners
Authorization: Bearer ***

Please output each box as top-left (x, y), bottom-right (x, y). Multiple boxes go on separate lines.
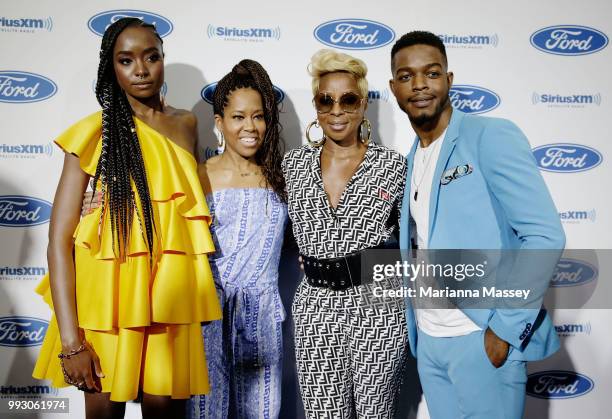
top-left (389, 31), bottom-right (565, 419)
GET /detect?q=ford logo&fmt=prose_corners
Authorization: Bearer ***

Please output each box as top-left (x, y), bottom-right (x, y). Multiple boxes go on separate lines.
top-left (200, 82), bottom-right (285, 105)
top-left (87, 10), bottom-right (173, 38)
top-left (0, 316), bottom-right (48, 347)
top-left (0, 71), bottom-right (57, 104)
top-left (314, 19), bottom-right (395, 50)
top-left (533, 143), bottom-right (602, 173)
top-left (551, 258), bottom-right (597, 287)
top-left (0, 195), bottom-right (52, 227)
top-left (527, 371), bottom-right (594, 399)
top-left (449, 85), bottom-right (500, 114)
top-left (531, 25), bottom-right (608, 56)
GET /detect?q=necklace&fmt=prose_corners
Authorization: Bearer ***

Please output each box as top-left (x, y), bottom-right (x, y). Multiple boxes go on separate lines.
top-left (239, 170), bottom-right (261, 177)
top-left (411, 139), bottom-right (442, 201)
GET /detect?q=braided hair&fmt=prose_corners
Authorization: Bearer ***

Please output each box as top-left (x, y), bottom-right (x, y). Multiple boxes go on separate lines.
top-left (92, 17), bottom-right (160, 259)
top-left (212, 59), bottom-right (286, 202)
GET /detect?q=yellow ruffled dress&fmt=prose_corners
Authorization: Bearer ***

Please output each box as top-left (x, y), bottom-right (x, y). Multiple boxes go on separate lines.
top-left (32, 111), bottom-right (222, 402)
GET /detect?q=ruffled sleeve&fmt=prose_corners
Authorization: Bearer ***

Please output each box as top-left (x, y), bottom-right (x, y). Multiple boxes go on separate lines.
top-left (54, 111), bottom-right (102, 176)
top-left (38, 112), bottom-right (221, 329)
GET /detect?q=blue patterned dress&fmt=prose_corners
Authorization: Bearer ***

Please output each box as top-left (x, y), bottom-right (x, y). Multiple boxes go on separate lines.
top-left (190, 188), bottom-right (287, 419)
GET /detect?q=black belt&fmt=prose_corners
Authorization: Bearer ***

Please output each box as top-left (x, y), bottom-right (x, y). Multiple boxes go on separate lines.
top-left (301, 238), bottom-right (398, 291)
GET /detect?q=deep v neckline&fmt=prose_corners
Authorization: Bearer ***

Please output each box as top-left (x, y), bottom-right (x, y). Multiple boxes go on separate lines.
top-left (314, 143), bottom-right (372, 212)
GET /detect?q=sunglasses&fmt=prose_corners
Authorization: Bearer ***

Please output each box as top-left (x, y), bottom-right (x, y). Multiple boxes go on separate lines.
top-left (313, 92), bottom-right (364, 114)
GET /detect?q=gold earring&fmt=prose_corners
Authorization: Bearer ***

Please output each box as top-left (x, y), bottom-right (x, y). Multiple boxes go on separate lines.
top-left (306, 120), bottom-right (325, 147)
top-left (359, 118), bottom-right (372, 145)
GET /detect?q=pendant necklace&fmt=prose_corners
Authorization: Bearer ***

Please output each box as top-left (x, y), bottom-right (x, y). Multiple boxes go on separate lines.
top-left (411, 139), bottom-right (441, 201)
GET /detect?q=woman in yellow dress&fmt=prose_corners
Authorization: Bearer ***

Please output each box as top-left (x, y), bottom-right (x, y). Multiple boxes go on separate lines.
top-left (32, 17), bottom-right (221, 418)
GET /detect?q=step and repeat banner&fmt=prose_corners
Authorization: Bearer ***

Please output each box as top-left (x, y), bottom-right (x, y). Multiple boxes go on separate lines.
top-left (1, 1), bottom-right (610, 418)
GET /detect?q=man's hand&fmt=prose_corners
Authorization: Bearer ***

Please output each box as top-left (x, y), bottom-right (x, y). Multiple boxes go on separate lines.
top-left (484, 327), bottom-right (509, 368)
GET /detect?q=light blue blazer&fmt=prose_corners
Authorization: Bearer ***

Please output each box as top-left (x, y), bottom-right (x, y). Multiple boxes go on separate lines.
top-left (399, 109), bottom-right (565, 361)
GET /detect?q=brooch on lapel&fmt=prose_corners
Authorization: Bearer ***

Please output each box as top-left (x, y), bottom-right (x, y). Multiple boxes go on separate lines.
top-left (441, 164), bottom-right (473, 185)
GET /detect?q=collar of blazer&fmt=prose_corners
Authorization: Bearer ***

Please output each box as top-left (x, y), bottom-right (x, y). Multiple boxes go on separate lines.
top-left (406, 109), bottom-right (467, 238)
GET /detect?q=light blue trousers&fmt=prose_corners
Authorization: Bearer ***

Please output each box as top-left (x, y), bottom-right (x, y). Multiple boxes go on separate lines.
top-left (417, 328), bottom-right (527, 419)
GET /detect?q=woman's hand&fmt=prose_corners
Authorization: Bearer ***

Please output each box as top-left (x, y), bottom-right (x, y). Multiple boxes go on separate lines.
top-left (81, 191), bottom-right (103, 216)
top-left (61, 341), bottom-right (104, 392)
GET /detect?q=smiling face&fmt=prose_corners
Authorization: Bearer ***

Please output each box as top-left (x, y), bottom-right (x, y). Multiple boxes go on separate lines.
top-left (112, 25), bottom-right (164, 100)
top-left (390, 44), bottom-right (453, 127)
top-left (315, 72), bottom-right (366, 144)
top-left (215, 87), bottom-right (266, 159)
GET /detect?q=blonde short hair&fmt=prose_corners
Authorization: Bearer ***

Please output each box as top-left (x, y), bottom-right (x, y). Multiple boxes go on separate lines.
top-left (308, 49), bottom-right (368, 98)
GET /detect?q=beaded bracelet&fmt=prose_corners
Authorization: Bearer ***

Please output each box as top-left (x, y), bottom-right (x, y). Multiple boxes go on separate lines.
top-left (57, 342), bottom-right (87, 360)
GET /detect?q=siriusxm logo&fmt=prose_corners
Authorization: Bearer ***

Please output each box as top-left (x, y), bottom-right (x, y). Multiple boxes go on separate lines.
top-left (533, 92), bottom-right (601, 107)
top-left (0, 142), bottom-right (53, 159)
top-left (438, 33), bottom-right (499, 48)
top-left (555, 322), bottom-right (592, 337)
top-left (0, 316), bottom-right (48, 347)
top-left (0, 16), bottom-right (53, 33)
top-left (88, 10), bottom-right (173, 37)
top-left (367, 89), bottom-right (390, 103)
top-left (449, 85), bottom-right (500, 114)
top-left (0, 385), bottom-right (59, 396)
top-left (207, 25), bottom-right (280, 41)
top-left (533, 143), bottom-right (602, 173)
top-left (314, 19), bottom-right (395, 50)
top-left (558, 209), bottom-right (596, 224)
top-left (201, 82), bottom-right (285, 104)
top-left (531, 25), bottom-right (608, 56)
top-left (0, 71), bottom-right (57, 104)
top-left (0, 266), bottom-right (46, 281)
top-left (0, 196), bottom-right (52, 227)
top-left (551, 258), bottom-right (597, 287)
top-left (527, 371), bottom-right (594, 399)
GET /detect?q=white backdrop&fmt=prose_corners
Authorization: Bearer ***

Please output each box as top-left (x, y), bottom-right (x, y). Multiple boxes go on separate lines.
top-left (1, 1), bottom-right (610, 418)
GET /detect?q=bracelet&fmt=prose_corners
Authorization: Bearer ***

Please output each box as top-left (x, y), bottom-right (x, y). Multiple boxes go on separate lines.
top-left (58, 342), bottom-right (87, 360)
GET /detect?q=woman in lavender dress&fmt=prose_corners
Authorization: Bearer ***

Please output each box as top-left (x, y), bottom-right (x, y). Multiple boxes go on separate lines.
top-left (190, 60), bottom-right (287, 419)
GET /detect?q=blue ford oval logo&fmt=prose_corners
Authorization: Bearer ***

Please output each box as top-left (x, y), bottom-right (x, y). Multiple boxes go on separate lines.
top-left (200, 82), bottom-right (285, 105)
top-left (448, 85), bottom-right (500, 114)
top-left (0, 71), bottom-right (57, 104)
top-left (551, 258), bottom-right (597, 287)
top-left (314, 19), bottom-right (395, 50)
top-left (0, 195), bottom-right (52, 227)
top-left (87, 10), bottom-right (173, 38)
top-left (531, 25), bottom-right (608, 56)
top-left (0, 316), bottom-right (48, 347)
top-left (533, 143), bottom-right (602, 173)
top-left (527, 371), bottom-right (594, 399)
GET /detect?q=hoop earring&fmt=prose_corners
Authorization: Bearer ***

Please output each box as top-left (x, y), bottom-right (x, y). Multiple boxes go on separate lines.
top-left (358, 118), bottom-right (372, 145)
top-left (306, 120), bottom-right (325, 147)
top-left (217, 131), bottom-right (226, 152)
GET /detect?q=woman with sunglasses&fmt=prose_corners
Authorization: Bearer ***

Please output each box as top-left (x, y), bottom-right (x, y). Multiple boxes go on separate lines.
top-left (282, 49), bottom-right (408, 418)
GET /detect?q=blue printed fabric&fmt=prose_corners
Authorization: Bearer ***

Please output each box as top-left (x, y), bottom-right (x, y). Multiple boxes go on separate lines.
top-left (190, 188), bottom-right (287, 419)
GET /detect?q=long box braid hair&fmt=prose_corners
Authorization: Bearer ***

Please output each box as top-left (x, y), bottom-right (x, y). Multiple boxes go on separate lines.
top-left (91, 17), bottom-right (158, 260)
